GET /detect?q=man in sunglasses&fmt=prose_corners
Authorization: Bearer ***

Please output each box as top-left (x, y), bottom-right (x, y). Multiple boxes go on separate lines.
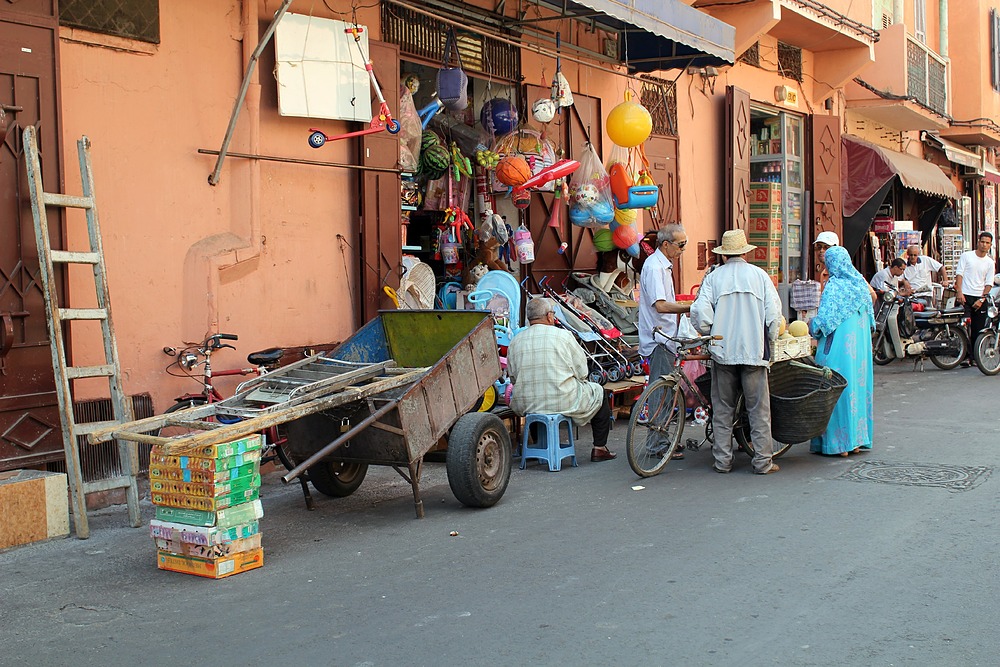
top-left (637, 224), bottom-right (692, 459)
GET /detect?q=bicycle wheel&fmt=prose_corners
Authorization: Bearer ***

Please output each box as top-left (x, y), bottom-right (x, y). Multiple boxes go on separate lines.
top-left (626, 377), bottom-right (685, 478)
top-left (735, 394), bottom-right (793, 458)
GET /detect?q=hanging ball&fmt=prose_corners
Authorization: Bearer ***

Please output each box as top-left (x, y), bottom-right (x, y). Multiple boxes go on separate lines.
top-left (606, 99), bottom-right (653, 148)
top-left (614, 207), bottom-right (638, 226)
top-left (512, 189), bottom-right (532, 209)
top-left (572, 183), bottom-right (600, 206)
top-left (593, 227), bottom-right (615, 252)
top-left (612, 221), bottom-right (640, 249)
top-left (625, 241), bottom-right (641, 258)
top-left (569, 205), bottom-right (591, 227)
top-left (496, 155), bottom-right (532, 187)
top-left (531, 98), bottom-right (557, 124)
top-left (480, 98), bottom-right (519, 136)
top-left (403, 74), bottom-right (421, 94)
top-left (592, 200), bottom-right (616, 224)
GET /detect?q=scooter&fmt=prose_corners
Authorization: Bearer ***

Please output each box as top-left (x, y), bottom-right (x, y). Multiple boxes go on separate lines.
top-left (971, 274), bottom-right (1000, 376)
top-left (873, 288), bottom-right (969, 370)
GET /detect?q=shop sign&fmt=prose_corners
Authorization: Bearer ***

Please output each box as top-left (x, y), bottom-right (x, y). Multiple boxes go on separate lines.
top-left (774, 85), bottom-right (798, 108)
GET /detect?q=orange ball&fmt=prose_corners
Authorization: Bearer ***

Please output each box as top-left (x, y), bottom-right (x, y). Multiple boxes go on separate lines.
top-left (496, 155), bottom-right (532, 187)
top-left (612, 222), bottom-right (639, 249)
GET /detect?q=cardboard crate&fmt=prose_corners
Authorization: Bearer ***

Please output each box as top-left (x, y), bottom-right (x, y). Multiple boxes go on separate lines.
top-left (749, 202), bottom-right (783, 217)
top-left (150, 434), bottom-right (263, 461)
top-left (749, 217), bottom-right (782, 233)
top-left (749, 230), bottom-right (783, 243)
top-left (156, 546), bottom-right (264, 579)
top-left (154, 533), bottom-right (262, 559)
top-left (149, 459), bottom-right (260, 484)
top-left (153, 498), bottom-right (264, 527)
top-left (149, 449), bottom-right (261, 474)
top-left (749, 183), bottom-right (781, 203)
top-left (150, 472), bottom-right (260, 500)
top-left (151, 487), bottom-right (260, 512)
top-left (772, 335), bottom-right (812, 363)
top-left (150, 519), bottom-right (260, 546)
top-left (751, 245), bottom-right (780, 264)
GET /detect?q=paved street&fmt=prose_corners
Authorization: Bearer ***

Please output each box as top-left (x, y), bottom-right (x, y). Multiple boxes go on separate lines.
top-left (2, 362), bottom-right (1000, 667)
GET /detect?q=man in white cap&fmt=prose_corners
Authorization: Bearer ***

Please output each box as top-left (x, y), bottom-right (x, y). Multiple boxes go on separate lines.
top-left (691, 229), bottom-right (782, 475)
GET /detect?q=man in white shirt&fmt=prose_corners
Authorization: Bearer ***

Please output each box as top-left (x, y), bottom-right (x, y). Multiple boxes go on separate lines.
top-left (902, 244), bottom-right (947, 293)
top-left (869, 258), bottom-right (911, 294)
top-left (691, 229), bottom-right (782, 475)
top-left (955, 232), bottom-right (997, 364)
top-left (638, 224), bottom-right (691, 458)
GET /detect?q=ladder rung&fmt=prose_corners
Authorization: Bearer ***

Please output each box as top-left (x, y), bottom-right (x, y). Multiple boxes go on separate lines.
top-left (83, 477), bottom-right (133, 494)
top-left (42, 192), bottom-right (93, 209)
top-left (59, 308), bottom-right (107, 321)
top-left (66, 364), bottom-right (116, 380)
top-left (51, 250), bottom-right (101, 264)
top-left (73, 420), bottom-right (122, 436)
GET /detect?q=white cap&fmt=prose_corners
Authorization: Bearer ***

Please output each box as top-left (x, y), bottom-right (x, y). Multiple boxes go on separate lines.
top-left (814, 231), bottom-right (840, 246)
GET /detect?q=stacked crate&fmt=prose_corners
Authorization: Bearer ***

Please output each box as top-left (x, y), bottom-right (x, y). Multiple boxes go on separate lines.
top-left (148, 434), bottom-right (264, 579)
top-left (748, 183), bottom-right (782, 286)
top-left (940, 229), bottom-right (964, 284)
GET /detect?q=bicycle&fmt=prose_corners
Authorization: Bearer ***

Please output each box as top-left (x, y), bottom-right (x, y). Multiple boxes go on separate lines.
top-left (625, 329), bottom-right (792, 478)
top-left (159, 333), bottom-right (368, 499)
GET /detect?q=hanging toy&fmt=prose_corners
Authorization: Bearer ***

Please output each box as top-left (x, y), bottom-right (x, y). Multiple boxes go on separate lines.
top-left (612, 221), bottom-right (640, 250)
top-left (480, 98), bottom-right (519, 136)
top-left (606, 92), bottom-right (653, 148)
top-left (496, 155), bottom-right (532, 187)
top-left (514, 224), bottom-right (535, 264)
top-left (551, 32), bottom-right (574, 109)
top-left (532, 98), bottom-right (557, 124)
top-left (593, 227), bottom-right (615, 252)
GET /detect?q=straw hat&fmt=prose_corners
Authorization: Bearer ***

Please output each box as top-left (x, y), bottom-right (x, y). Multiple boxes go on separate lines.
top-left (713, 229), bottom-right (757, 256)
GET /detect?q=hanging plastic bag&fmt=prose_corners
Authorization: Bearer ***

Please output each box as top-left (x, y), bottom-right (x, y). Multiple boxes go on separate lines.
top-left (552, 71), bottom-right (574, 108)
top-left (568, 143), bottom-right (615, 228)
top-left (437, 27), bottom-right (469, 111)
top-left (398, 87), bottom-right (422, 173)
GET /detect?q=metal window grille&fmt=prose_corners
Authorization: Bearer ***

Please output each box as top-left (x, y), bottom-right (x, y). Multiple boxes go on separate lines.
top-left (738, 42), bottom-right (761, 67)
top-left (381, 1), bottom-right (520, 82)
top-left (60, 0), bottom-right (160, 44)
top-left (46, 394), bottom-right (156, 479)
top-left (777, 42), bottom-right (803, 82)
top-left (907, 37), bottom-right (948, 116)
top-left (639, 75), bottom-right (677, 137)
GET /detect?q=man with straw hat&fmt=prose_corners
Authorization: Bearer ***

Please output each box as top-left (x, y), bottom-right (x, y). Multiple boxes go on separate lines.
top-left (691, 229), bottom-right (783, 475)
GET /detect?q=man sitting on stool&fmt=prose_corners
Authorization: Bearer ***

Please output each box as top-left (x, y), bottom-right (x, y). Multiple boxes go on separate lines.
top-left (506, 297), bottom-right (616, 462)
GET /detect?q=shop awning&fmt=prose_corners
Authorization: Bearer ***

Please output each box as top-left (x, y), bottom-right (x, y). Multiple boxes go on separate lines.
top-left (921, 132), bottom-right (982, 169)
top-left (842, 134), bottom-right (959, 218)
top-left (543, 0), bottom-right (735, 71)
top-left (985, 162), bottom-right (1000, 185)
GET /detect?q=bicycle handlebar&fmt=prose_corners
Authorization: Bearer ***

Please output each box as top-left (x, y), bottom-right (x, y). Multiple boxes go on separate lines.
top-left (652, 326), bottom-right (721, 348)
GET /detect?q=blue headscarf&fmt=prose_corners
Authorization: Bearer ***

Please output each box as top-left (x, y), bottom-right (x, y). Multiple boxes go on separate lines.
top-left (810, 246), bottom-right (875, 337)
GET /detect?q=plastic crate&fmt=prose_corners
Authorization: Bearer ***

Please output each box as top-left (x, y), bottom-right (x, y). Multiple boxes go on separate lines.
top-left (772, 335), bottom-right (811, 363)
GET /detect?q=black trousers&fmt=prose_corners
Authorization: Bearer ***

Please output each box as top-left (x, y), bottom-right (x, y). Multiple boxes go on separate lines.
top-left (964, 294), bottom-right (989, 341)
top-left (590, 394), bottom-right (612, 448)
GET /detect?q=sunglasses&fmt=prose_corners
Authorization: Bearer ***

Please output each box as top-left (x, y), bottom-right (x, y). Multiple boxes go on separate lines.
top-left (668, 240), bottom-right (688, 250)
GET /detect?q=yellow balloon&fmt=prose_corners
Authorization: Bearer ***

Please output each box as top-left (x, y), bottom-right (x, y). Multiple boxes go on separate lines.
top-left (607, 100), bottom-right (652, 148)
top-left (614, 207), bottom-right (638, 225)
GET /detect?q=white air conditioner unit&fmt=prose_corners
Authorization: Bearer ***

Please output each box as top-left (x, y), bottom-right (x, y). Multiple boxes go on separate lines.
top-left (962, 163), bottom-right (985, 177)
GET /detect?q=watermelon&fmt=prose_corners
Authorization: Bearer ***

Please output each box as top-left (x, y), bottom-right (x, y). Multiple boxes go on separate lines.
top-left (420, 144), bottom-right (451, 180)
top-left (421, 130), bottom-right (441, 151)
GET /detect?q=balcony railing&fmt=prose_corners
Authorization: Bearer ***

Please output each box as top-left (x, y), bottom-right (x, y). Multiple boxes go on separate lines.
top-left (906, 35), bottom-right (948, 116)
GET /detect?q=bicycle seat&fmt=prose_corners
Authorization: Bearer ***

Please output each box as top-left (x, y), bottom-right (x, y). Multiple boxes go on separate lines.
top-left (248, 347), bottom-right (284, 366)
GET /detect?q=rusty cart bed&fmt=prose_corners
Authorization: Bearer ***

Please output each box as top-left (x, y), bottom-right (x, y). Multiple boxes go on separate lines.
top-left (89, 311), bottom-right (513, 517)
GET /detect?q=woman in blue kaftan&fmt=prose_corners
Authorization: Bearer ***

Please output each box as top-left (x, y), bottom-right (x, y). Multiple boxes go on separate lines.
top-left (809, 246), bottom-right (875, 456)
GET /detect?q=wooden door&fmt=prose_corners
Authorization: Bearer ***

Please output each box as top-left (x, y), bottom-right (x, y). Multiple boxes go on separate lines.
top-left (643, 134), bottom-right (679, 229)
top-left (0, 8), bottom-right (64, 471)
top-left (725, 85), bottom-right (751, 233)
top-left (360, 41), bottom-right (401, 325)
top-left (810, 114), bottom-right (841, 280)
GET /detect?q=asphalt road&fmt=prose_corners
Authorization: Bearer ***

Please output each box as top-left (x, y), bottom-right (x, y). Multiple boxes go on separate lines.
top-left (2, 362), bottom-right (999, 667)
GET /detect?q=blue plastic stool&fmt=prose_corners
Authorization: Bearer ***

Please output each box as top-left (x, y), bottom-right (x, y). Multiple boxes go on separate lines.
top-left (520, 413), bottom-right (577, 471)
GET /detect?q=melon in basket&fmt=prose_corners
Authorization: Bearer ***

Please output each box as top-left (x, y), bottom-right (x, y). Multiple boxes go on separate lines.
top-left (788, 320), bottom-right (809, 337)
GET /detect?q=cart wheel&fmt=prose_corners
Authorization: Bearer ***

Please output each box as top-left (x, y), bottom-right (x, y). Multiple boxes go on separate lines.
top-left (308, 131), bottom-right (327, 149)
top-left (446, 412), bottom-right (512, 508)
top-left (386, 118), bottom-right (401, 134)
top-left (307, 460), bottom-right (369, 497)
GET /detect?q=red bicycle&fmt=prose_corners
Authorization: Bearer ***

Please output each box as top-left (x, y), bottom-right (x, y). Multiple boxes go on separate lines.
top-left (159, 333), bottom-right (368, 500)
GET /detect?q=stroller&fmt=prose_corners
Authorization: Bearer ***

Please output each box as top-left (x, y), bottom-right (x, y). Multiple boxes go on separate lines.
top-left (569, 270), bottom-right (640, 348)
top-left (537, 276), bottom-right (642, 385)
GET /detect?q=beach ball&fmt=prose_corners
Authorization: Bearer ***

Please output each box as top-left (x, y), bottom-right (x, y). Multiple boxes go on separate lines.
top-left (612, 222), bottom-right (640, 249)
top-left (573, 183), bottom-right (600, 206)
top-left (532, 98), bottom-right (557, 124)
top-left (614, 207), bottom-right (638, 226)
top-left (593, 227), bottom-right (615, 252)
top-left (403, 73), bottom-right (420, 94)
top-left (496, 156), bottom-right (532, 187)
top-left (569, 205), bottom-right (592, 227)
top-left (481, 98), bottom-right (519, 135)
top-left (606, 99), bottom-right (652, 148)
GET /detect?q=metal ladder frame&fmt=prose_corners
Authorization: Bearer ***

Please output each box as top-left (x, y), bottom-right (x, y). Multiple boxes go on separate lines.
top-left (23, 126), bottom-right (141, 539)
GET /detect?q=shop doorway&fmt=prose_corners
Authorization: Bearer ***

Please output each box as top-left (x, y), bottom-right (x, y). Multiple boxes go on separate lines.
top-left (0, 10), bottom-right (65, 470)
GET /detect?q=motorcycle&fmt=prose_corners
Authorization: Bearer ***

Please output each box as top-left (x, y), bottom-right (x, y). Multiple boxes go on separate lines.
top-left (971, 274), bottom-right (1000, 376)
top-left (872, 288), bottom-right (969, 370)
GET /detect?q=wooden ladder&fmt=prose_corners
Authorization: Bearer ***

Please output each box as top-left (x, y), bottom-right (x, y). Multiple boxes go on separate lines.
top-left (23, 126), bottom-right (141, 539)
